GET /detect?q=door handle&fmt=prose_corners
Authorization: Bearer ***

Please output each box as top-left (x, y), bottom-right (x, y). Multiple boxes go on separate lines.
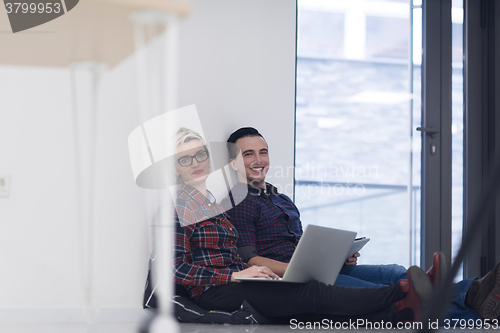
top-left (416, 127), bottom-right (438, 138)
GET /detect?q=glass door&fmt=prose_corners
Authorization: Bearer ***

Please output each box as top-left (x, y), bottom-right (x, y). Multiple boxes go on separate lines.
top-left (295, 0), bottom-right (422, 266)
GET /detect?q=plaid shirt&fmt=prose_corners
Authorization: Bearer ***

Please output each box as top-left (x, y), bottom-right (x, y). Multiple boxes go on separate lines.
top-left (221, 182), bottom-right (302, 263)
top-left (173, 183), bottom-right (248, 301)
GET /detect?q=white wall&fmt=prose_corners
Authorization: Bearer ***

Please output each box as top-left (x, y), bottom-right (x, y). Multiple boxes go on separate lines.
top-left (0, 61), bottom-right (151, 312)
top-left (178, 0), bottom-right (297, 197)
top-left (0, 66), bottom-right (86, 308)
top-left (0, 0), bottom-right (296, 323)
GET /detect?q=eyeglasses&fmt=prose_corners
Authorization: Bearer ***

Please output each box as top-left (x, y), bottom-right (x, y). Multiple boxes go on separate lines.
top-left (177, 150), bottom-right (209, 167)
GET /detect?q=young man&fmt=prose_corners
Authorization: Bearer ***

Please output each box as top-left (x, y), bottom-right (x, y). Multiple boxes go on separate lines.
top-left (221, 127), bottom-right (500, 321)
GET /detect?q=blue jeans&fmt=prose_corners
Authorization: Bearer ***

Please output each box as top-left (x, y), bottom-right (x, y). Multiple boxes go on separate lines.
top-left (335, 265), bottom-right (480, 320)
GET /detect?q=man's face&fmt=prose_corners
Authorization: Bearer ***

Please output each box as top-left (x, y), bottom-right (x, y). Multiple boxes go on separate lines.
top-left (231, 136), bottom-right (269, 188)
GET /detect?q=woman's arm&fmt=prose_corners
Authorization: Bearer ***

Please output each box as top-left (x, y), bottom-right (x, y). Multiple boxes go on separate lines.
top-left (173, 200), bottom-right (279, 286)
top-left (173, 216), bottom-right (279, 285)
top-left (173, 217), bottom-right (234, 286)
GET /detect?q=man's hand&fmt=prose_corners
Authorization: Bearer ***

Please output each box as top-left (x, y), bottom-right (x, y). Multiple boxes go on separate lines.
top-left (231, 265), bottom-right (279, 282)
top-left (345, 252), bottom-right (360, 266)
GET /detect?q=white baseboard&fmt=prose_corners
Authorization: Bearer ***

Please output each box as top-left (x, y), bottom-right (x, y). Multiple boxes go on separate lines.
top-left (0, 308), bottom-right (149, 324)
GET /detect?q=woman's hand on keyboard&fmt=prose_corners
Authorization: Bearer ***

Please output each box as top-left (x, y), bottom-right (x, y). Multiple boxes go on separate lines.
top-left (231, 265), bottom-right (279, 282)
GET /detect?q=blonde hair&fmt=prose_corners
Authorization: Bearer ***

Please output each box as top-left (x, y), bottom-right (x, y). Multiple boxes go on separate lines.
top-left (176, 127), bottom-right (208, 148)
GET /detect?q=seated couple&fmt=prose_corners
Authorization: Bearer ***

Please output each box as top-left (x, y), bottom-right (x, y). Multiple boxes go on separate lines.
top-left (171, 126), bottom-right (500, 323)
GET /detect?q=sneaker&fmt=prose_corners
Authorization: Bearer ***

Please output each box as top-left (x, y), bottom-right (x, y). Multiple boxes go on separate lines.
top-left (472, 261), bottom-right (500, 319)
top-left (426, 252), bottom-right (447, 289)
top-left (395, 266), bottom-right (434, 321)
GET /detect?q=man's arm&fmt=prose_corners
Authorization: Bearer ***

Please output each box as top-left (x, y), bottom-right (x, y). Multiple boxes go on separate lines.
top-left (247, 256), bottom-right (289, 277)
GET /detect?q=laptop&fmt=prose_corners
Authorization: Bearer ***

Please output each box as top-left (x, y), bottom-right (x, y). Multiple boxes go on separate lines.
top-left (235, 225), bottom-right (357, 285)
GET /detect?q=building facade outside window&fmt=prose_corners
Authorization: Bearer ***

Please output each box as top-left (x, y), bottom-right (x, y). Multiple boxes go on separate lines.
top-left (295, 0), bottom-right (464, 272)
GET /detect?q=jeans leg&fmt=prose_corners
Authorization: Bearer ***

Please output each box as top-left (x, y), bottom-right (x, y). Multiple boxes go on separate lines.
top-left (339, 264), bottom-right (407, 286)
top-left (441, 279), bottom-right (481, 320)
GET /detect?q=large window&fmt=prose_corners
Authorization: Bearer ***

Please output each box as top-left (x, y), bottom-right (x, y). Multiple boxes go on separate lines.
top-left (296, 0), bottom-right (465, 271)
top-left (296, 0), bottom-right (420, 267)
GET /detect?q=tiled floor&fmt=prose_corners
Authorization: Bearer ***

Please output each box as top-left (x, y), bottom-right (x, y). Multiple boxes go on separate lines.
top-left (0, 323), bottom-right (141, 333)
top-left (0, 311), bottom-right (488, 333)
top-left (0, 322), bottom-right (487, 333)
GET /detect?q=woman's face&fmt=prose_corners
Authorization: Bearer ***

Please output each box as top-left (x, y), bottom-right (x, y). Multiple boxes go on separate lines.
top-left (176, 139), bottom-right (210, 185)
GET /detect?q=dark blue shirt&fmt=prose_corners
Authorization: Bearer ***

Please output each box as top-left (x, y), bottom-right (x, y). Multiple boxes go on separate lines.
top-left (221, 182), bottom-right (302, 263)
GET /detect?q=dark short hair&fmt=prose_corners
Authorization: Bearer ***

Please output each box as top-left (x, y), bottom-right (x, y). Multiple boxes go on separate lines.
top-left (226, 127), bottom-right (265, 159)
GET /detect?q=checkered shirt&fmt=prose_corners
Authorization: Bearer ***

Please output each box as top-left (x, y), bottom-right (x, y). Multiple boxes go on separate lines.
top-left (173, 183), bottom-right (248, 301)
top-left (221, 182), bottom-right (302, 263)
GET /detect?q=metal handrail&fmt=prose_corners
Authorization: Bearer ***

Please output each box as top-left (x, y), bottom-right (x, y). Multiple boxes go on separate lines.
top-left (295, 180), bottom-right (420, 210)
top-left (295, 179), bottom-right (420, 191)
